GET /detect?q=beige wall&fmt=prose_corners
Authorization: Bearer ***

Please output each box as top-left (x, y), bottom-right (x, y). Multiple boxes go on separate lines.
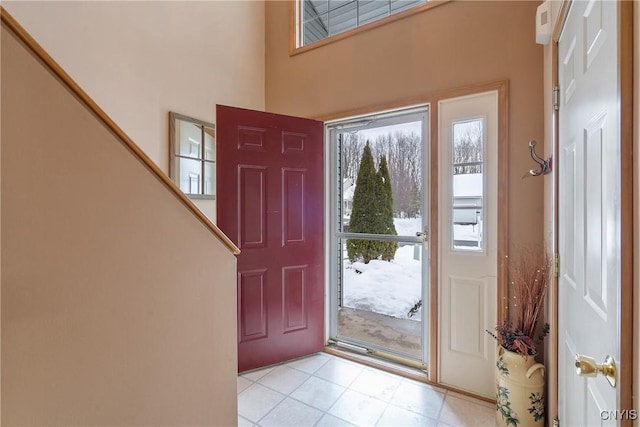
top-left (3, 0), bottom-right (266, 220)
top-left (1, 23), bottom-right (238, 425)
top-left (265, 0), bottom-right (545, 252)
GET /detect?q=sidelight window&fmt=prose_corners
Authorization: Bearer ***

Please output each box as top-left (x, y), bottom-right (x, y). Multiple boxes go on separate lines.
top-left (451, 118), bottom-right (484, 251)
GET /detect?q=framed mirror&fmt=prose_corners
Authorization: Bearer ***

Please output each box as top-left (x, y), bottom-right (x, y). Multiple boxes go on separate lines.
top-left (169, 112), bottom-right (216, 199)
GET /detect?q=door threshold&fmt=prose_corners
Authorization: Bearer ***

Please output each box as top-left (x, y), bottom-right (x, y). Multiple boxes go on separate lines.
top-left (324, 343), bottom-right (429, 383)
top-left (323, 344), bottom-right (495, 405)
top-left (326, 339), bottom-right (426, 371)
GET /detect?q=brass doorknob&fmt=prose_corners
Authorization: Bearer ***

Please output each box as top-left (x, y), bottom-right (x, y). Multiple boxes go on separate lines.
top-left (575, 354), bottom-right (616, 387)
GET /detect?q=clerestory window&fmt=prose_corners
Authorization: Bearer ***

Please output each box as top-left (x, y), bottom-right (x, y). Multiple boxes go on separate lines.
top-left (298, 0), bottom-right (428, 48)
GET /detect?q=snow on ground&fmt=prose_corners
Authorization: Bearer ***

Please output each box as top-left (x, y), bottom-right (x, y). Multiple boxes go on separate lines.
top-left (393, 217), bottom-right (422, 237)
top-left (342, 239), bottom-right (422, 321)
top-left (341, 216), bottom-right (483, 321)
top-left (340, 175), bottom-right (485, 321)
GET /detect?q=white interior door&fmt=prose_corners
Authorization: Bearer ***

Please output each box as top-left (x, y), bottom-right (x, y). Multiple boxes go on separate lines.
top-left (558, 0), bottom-right (620, 424)
top-left (438, 91), bottom-right (498, 398)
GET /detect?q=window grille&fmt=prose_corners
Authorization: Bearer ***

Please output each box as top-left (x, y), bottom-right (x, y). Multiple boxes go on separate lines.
top-left (169, 112), bottom-right (216, 199)
top-left (300, 0), bottom-right (427, 47)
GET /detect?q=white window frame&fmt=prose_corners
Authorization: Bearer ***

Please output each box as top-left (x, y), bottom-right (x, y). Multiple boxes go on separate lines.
top-left (325, 104), bottom-right (430, 366)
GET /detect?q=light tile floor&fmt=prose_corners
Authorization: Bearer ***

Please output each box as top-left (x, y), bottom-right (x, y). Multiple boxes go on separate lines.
top-left (238, 352), bottom-right (497, 427)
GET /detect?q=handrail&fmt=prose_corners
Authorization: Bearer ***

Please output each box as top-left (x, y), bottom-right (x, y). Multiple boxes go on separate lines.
top-left (1, 7), bottom-right (240, 256)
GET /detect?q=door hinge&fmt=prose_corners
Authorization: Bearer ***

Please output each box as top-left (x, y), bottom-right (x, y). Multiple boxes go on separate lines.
top-left (553, 417), bottom-right (560, 427)
top-left (553, 86), bottom-right (560, 111)
top-left (554, 253), bottom-right (560, 277)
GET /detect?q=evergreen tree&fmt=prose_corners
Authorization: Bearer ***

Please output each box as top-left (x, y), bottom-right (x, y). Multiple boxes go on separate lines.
top-left (347, 143), bottom-right (385, 263)
top-left (408, 181), bottom-right (421, 218)
top-left (377, 155), bottom-right (398, 260)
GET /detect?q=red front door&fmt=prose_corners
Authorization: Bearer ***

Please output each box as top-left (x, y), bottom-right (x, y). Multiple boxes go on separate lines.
top-left (216, 105), bottom-right (325, 372)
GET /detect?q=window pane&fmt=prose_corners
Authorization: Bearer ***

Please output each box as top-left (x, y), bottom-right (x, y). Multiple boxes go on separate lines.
top-left (452, 168), bottom-right (483, 250)
top-left (170, 113), bottom-right (215, 199)
top-left (178, 157), bottom-right (202, 195)
top-left (204, 161), bottom-right (215, 196)
top-left (451, 118), bottom-right (484, 251)
top-left (390, 0), bottom-right (426, 14)
top-left (189, 173), bottom-right (200, 194)
top-left (357, 0), bottom-right (388, 26)
top-left (339, 239), bottom-right (422, 356)
top-left (328, 0), bottom-right (357, 36)
top-left (339, 122), bottom-right (422, 235)
top-left (452, 119), bottom-right (483, 170)
top-left (175, 119), bottom-right (202, 158)
top-left (301, 0), bottom-right (427, 47)
top-left (204, 128), bottom-right (215, 161)
top-left (303, 1), bottom-right (328, 45)
top-left (313, 0), bottom-right (329, 15)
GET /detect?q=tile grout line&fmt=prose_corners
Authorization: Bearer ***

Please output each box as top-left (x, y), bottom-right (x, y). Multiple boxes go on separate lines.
top-left (435, 389), bottom-right (448, 424)
top-left (315, 360), bottom-right (366, 425)
top-left (276, 364), bottom-right (339, 427)
top-left (239, 353), bottom-right (494, 426)
top-left (247, 360), bottom-right (409, 425)
top-left (252, 356), bottom-right (353, 427)
top-left (372, 401), bottom-right (391, 427)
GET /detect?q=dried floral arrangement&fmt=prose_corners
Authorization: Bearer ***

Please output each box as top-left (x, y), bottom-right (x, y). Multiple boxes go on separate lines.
top-left (488, 248), bottom-right (552, 356)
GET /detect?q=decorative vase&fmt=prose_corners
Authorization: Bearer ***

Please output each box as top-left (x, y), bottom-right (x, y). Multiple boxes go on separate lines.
top-left (495, 346), bottom-right (545, 427)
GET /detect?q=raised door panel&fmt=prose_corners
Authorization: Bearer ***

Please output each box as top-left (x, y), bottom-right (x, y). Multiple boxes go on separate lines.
top-left (217, 105), bottom-right (324, 372)
top-left (558, 0), bottom-right (619, 422)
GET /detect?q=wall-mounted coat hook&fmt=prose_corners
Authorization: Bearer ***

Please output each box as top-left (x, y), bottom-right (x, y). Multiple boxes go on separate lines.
top-left (524, 140), bottom-right (552, 178)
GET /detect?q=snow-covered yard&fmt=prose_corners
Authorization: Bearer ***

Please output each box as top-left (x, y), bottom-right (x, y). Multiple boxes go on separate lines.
top-left (342, 218), bottom-right (423, 321)
top-left (341, 217), bottom-right (482, 320)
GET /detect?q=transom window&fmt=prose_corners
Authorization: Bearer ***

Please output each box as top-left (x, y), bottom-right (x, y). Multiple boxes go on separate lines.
top-left (299, 0), bottom-right (428, 47)
top-left (169, 112), bottom-right (215, 199)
